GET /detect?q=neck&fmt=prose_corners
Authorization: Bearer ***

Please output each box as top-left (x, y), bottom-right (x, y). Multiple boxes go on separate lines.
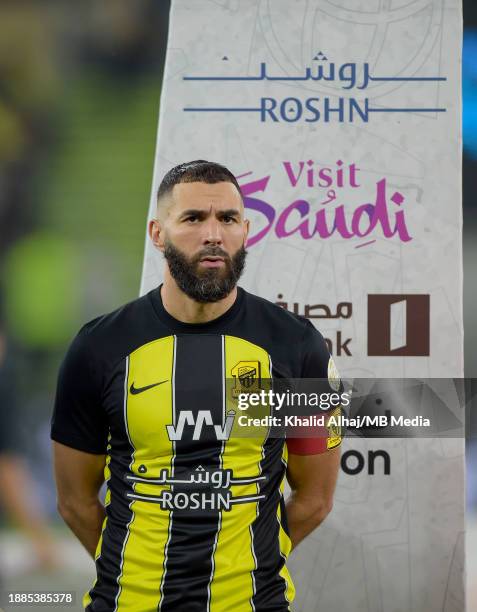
top-left (160, 269), bottom-right (238, 324)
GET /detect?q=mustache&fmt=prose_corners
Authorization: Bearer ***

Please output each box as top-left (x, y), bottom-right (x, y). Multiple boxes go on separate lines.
top-left (193, 247), bottom-right (231, 262)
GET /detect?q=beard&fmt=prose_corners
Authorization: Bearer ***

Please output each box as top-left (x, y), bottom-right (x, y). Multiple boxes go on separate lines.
top-left (163, 239), bottom-right (247, 303)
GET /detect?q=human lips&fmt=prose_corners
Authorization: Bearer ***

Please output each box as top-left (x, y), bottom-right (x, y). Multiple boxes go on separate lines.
top-left (199, 255), bottom-right (225, 268)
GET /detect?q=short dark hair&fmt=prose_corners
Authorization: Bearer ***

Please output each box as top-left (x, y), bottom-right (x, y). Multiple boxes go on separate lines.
top-left (156, 160), bottom-right (242, 202)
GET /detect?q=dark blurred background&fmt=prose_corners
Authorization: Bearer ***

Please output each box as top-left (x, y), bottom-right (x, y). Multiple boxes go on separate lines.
top-left (0, 0), bottom-right (474, 609)
top-left (0, 1), bottom-right (171, 605)
top-left (0, 0), bottom-right (170, 499)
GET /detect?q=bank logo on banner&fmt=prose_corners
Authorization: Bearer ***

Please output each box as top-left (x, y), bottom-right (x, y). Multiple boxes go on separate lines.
top-left (367, 294), bottom-right (430, 356)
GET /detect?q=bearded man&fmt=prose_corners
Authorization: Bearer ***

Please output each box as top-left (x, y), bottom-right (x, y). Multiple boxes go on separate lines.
top-left (51, 160), bottom-right (341, 612)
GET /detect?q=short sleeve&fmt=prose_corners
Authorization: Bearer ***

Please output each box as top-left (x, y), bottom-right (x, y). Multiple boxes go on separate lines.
top-left (51, 329), bottom-right (108, 454)
top-left (300, 320), bottom-right (336, 381)
top-left (286, 320), bottom-right (342, 455)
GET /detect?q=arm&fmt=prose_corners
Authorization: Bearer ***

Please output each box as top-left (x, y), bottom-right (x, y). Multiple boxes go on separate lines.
top-left (285, 446), bottom-right (340, 550)
top-left (53, 441), bottom-right (106, 559)
top-left (50, 327), bottom-right (109, 559)
top-left (284, 319), bottom-right (343, 549)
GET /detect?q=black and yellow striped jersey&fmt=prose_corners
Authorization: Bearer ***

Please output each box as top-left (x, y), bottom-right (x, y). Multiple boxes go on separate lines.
top-left (51, 286), bottom-right (336, 612)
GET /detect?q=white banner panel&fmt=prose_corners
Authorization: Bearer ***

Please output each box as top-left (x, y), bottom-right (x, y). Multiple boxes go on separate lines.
top-left (141, 1), bottom-right (463, 610)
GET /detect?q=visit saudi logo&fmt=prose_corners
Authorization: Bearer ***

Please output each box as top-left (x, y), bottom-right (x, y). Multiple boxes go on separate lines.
top-left (238, 161), bottom-right (413, 250)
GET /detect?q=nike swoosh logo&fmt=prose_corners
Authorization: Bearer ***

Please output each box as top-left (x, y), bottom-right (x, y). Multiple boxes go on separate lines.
top-left (130, 380), bottom-right (168, 395)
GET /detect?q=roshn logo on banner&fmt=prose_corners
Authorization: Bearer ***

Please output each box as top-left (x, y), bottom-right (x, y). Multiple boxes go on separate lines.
top-left (367, 294), bottom-right (430, 356)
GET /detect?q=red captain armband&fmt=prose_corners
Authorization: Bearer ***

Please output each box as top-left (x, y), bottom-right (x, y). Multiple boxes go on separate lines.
top-left (285, 408), bottom-right (342, 455)
top-left (286, 434), bottom-right (328, 455)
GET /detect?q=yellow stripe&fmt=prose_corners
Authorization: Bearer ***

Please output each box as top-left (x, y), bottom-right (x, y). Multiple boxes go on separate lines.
top-left (277, 444), bottom-right (295, 602)
top-left (83, 435), bottom-right (113, 608)
top-left (209, 335), bottom-right (271, 612)
top-left (115, 336), bottom-right (175, 611)
top-left (277, 488), bottom-right (295, 603)
top-left (103, 435), bottom-right (112, 508)
top-left (83, 589), bottom-right (93, 609)
top-left (82, 509), bottom-right (110, 608)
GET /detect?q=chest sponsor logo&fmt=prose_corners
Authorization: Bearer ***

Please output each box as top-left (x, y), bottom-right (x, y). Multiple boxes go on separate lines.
top-left (166, 409), bottom-right (236, 441)
top-left (125, 466), bottom-right (268, 510)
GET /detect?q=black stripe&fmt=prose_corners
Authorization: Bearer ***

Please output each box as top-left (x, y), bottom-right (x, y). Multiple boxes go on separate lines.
top-left (251, 438), bottom-right (290, 611)
top-left (86, 358), bottom-right (136, 612)
top-left (279, 494), bottom-right (290, 538)
top-left (160, 335), bottom-right (224, 612)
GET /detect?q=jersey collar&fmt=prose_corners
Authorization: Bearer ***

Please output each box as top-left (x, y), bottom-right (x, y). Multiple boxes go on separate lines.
top-left (149, 284), bottom-right (244, 332)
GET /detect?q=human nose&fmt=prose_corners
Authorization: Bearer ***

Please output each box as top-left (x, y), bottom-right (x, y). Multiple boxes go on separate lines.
top-left (203, 216), bottom-right (223, 245)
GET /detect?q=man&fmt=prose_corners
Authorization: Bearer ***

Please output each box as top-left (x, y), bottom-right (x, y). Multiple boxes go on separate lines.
top-left (51, 160), bottom-right (341, 612)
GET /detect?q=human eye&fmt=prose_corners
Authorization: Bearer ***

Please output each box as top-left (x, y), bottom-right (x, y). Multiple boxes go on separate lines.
top-left (222, 214), bottom-right (238, 224)
top-left (184, 214), bottom-right (200, 223)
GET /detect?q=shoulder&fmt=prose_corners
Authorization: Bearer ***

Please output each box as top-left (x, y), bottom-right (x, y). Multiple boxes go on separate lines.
top-left (240, 289), bottom-right (329, 377)
top-left (242, 288), bottom-right (319, 341)
top-left (79, 292), bottom-right (152, 340)
top-left (67, 292), bottom-right (157, 367)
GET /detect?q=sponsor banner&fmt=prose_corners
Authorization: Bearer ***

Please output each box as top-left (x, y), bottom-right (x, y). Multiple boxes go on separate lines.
top-left (140, 1), bottom-right (463, 611)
